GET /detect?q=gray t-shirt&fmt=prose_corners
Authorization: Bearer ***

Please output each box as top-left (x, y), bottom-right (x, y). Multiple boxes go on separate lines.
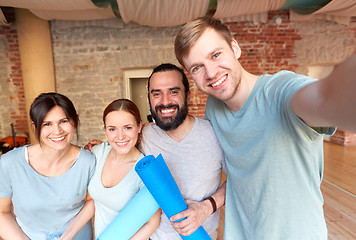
top-left (140, 116), bottom-right (226, 240)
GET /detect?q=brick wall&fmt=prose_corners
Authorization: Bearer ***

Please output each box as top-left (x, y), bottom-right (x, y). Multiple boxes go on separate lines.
top-left (0, 24), bottom-right (28, 141)
top-left (51, 21), bottom-right (180, 144)
top-left (1, 10), bottom-right (355, 146)
top-left (228, 11), bottom-right (301, 75)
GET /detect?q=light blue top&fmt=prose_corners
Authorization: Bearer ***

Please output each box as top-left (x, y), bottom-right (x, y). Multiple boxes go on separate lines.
top-left (88, 141), bottom-right (144, 239)
top-left (205, 71), bottom-right (335, 240)
top-left (0, 145), bottom-right (96, 240)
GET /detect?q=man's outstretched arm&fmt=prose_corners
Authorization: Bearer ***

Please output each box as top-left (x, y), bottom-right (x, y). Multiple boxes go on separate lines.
top-left (292, 54), bottom-right (356, 132)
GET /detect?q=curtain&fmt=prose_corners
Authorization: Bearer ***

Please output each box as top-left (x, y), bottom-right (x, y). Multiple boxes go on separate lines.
top-left (214, 0), bottom-right (286, 18)
top-left (30, 7), bottom-right (115, 21)
top-left (117, 0), bottom-right (209, 27)
top-left (290, 0), bottom-right (356, 25)
top-left (0, 0), bottom-right (97, 10)
top-left (0, 9), bottom-right (9, 25)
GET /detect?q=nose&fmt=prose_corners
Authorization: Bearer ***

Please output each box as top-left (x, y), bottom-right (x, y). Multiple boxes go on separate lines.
top-left (205, 62), bottom-right (218, 80)
top-left (161, 92), bottom-right (172, 106)
top-left (116, 129), bottom-right (125, 140)
top-left (53, 124), bottom-right (63, 134)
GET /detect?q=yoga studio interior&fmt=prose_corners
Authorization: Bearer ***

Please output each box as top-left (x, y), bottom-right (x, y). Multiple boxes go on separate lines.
top-left (0, 1), bottom-right (355, 239)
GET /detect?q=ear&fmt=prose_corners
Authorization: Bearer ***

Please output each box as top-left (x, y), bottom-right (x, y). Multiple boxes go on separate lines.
top-left (187, 91), bottom-right (191, 103)
top-left (231, 38), bottom-right (241, 59)
top-left (138, 121), bottom-right (143, 133)
top-left (31, 121), bottom-right (36, 131)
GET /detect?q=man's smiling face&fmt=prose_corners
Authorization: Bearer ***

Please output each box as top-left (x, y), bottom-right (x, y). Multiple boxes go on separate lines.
top-left (148, 70), bottom-right (188, 131)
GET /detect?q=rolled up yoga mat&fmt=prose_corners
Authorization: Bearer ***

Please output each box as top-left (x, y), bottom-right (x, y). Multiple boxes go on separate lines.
top-left (135, 154), bottom-right (212, 240)
top-left (97, 186), bottom-right (159, 240)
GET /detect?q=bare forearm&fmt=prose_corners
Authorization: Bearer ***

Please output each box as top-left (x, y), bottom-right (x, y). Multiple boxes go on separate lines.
top-left (0, 213), bottom-right (30, 240)
top-left (60, 200), bottom-right (95, 240)
top-left (170, 181), bottom-right (226, 236)
top-left (204, 181), bottom-right (226, 215)
top-left (130, 209), bottom-right (161, 240)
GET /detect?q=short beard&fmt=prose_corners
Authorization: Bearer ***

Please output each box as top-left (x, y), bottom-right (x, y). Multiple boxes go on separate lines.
top-left (151, 101), bottom-right (188, 131)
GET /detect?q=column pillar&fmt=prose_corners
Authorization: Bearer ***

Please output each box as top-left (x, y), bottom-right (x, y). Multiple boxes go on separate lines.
top-left (15, 9), bottom-right (56, 143)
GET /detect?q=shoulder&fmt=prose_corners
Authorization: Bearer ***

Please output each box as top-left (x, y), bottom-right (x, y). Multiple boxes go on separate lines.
top-left (194, 116), bottom-right (213, 129)
top-left (0, 146), bottom-right (25, 163)
top-left (192, 116), bottom-right (221, 143)
top-left (258, 71), bottom-right (316, 102)
top-left (141, 124), bottom-right (163, 141)
top-left (265, 70), bottom-right (316, 88)
top-left (141, 123), bottom-right (156, 135)
top-left (79, 147), bottom-right (96, 158)
top-left (268, 70), bottom-right (300, 80)
top-left (140, 125), bottom-right (155, 149)
top-left (0, 146), bottom-right (28, 175)
top-left (91, 141), bottom-right (110, 155)
top-left (205, 97), bottom-right (227, 121)
top-left (78, 147), bottom-right (96, 167)
top-left (140, 125), bottom-right (166, 155)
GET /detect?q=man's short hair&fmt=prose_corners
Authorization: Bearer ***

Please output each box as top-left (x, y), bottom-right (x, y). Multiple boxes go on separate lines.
top-left (147, 63), bottom-right (190, 96)
top-left (174, 16), bottom-right (233, 69)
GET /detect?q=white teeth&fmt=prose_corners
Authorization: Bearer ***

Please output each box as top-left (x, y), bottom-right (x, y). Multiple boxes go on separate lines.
top-left (161, 109), bottom-right (174, 113)
top-left (51, 136), bottom-right (65, 141)
top-left (116, 141), bottom-right (128, 146)
top-left (211, 76), bottom-right (226, 87)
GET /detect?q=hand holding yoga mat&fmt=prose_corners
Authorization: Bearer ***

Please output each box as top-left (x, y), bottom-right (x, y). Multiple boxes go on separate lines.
top-left (98, 186), bottom-right (159, 240)
top-left (135, 154), bottom-right (212, 240)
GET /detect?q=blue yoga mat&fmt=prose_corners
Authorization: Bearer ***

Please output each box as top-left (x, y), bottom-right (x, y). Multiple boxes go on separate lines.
top-left (97, 186), bottom-right (159, 240)
top-left (135, 154), bottom-right (212, 240)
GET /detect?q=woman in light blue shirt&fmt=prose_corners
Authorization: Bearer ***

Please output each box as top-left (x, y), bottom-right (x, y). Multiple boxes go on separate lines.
top-left (0, 92), bottom-right (96, 240)
top-left (87, 99), bottom-right (160, 239)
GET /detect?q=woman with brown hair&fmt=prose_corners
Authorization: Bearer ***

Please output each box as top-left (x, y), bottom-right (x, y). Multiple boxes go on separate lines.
top-left (87, 99), bottom-right (160, 239)
top-left (0, 92), bottom-right (95, 240)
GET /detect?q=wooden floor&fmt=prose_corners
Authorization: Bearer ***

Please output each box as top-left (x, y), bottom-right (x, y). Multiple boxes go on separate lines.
top-left (217, 141), bottom-right (356, 240)
top-left (322, 141), bottom-right (356, 240)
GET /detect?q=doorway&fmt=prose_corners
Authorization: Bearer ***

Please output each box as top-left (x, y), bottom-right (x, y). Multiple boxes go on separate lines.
top-left (123, 69), bottom-right (153, 124)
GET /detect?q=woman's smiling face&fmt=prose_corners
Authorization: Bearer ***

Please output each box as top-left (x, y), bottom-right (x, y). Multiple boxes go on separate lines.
top-left (39, 106), bottom-right (75, 150)
top-left (104, 110), bottom-right (141, 155)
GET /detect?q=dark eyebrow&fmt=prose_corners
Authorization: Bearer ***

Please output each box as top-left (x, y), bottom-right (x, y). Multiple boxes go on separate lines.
top-left (150, 87), bottom-right (181, 94)
top-left (43, 117), bottom-right (69, 123)
top-left (150, 89), bottom-right (161, 94)
top-left (169, 87), bottom-right (181, 91)
top-left (58, 118), bottom-right (69, 122)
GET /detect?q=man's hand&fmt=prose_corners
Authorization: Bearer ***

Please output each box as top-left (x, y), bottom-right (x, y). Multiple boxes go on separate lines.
top-left (170, 199), bottom-right (212, 236)
top-left (83, 139), bottom-right (102, 151)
